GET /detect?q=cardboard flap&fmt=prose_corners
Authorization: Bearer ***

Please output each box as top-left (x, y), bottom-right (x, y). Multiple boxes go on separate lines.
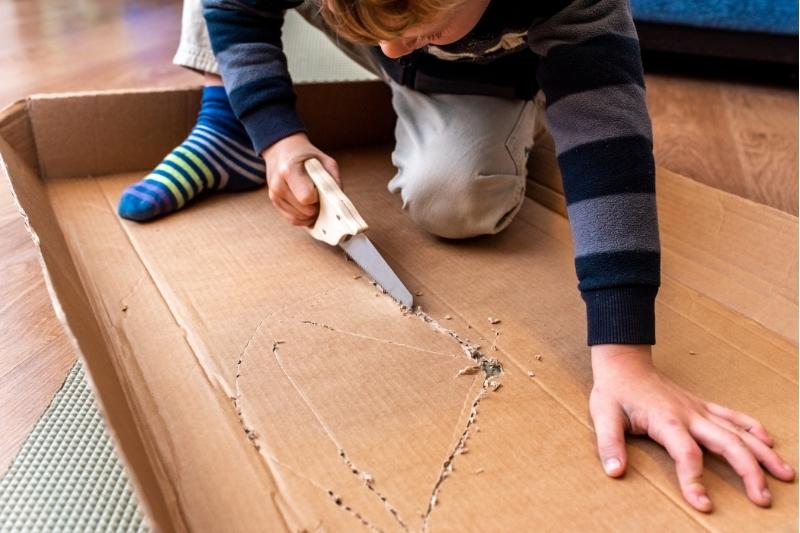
top-left (658, 168), bottom-right (798, 344)
top-left (28, 89), bottom-right (200, 181)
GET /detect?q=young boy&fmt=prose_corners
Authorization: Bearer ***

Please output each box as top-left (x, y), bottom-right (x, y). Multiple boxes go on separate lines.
top-left (118, 0), bottom-right (794, 512)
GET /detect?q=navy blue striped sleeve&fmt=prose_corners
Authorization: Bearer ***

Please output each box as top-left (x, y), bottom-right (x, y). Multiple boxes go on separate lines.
top-left (203, 0), bottom-right (306, 154)
top-left (529, 0), bottom-right (660, 346)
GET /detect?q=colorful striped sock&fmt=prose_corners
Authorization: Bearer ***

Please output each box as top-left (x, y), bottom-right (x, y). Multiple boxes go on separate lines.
top-left (118, 86), bottom-right (265, 221)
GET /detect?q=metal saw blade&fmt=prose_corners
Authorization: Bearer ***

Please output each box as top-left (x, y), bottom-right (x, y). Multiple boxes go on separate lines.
top-left (340, 233), bottom-right (414, 308)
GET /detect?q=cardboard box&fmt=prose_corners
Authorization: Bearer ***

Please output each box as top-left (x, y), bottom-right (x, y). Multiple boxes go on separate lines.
top-left (0, 84), bottom-right (796, 532)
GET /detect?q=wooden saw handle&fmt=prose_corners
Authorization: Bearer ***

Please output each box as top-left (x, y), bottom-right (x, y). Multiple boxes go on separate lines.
top-left (305, 158), bottom-right (368, 246)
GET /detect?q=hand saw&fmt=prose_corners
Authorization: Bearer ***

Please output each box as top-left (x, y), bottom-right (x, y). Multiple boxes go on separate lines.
top-left (304, 158), bottom-right (414, 308)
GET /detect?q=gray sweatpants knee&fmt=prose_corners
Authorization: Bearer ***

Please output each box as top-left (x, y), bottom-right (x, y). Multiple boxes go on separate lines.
top-left (389, 145), bottom-right (527, 239)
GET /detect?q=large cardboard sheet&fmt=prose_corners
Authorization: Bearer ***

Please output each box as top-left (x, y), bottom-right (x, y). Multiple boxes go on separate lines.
top-left (1, 89), bottom-right (797, 532)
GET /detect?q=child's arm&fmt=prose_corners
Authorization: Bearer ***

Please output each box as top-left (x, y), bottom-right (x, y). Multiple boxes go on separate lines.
top-left (529, 0), bottom-right (659, 348)
top-left (203, 0), bottom-right (341, 226)
top-left (203, 0), bottom-right (305, 153)
top-left (528, 0), bottom-right (794, 511)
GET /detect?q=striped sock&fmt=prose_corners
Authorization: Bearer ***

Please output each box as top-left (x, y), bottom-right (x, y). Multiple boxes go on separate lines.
top-left (118, 86), bottom-right (265, 221)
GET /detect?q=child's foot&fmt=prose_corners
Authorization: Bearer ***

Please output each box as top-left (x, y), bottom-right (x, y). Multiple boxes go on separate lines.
top-left (118, 86), bottom-right (265, 221)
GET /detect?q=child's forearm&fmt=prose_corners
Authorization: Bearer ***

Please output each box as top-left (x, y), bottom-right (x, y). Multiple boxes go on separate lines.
top-left (203, 0), bottom-right (306, 154)
top-left (529, 0), bottom-right (660, 347)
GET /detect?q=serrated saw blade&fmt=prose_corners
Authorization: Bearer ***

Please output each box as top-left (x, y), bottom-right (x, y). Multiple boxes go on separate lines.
top-left (340, 233), bottom-right (414, 308)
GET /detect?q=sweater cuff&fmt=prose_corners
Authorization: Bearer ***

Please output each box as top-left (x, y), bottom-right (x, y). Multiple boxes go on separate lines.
top-left (240, 101), bottom-right (307, 156)
top-left (581, 286), bottom-right (658, 346)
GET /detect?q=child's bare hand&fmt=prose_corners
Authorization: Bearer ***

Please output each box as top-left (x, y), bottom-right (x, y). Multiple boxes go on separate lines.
top-left (261, 133), bottom-right (340, 226)
top-left (589, 344), bottom-right (795, 513)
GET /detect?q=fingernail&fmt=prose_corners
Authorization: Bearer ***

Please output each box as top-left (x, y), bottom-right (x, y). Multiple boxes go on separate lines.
top-left (697, 494), bottom-right (711, 506)
top-left (783, 462), bottom-right (794, 473)
top-left (762, 488), bottom-right (772, 501)
top-left (603, 458), bottom-right (621, 473)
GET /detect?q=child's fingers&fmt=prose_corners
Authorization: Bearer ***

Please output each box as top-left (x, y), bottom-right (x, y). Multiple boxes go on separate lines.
top-left (704, 401), bottom-right (773, 447)
top-left (273, 196), bottom-right (316, 226)
top-left (688, 417), bottom-right (772, 507)
top-left (648, 418), bottom-right (712, 512)
top-left (318, 155), bottom-right (341, 188)
top-left (267, 170), bottom-right (317, 218)
top-left (705, 413), bottom-right (795, 482)
top-left (286, 164), bottom-right (319, 207)
top-left (281, 182), bottom-right (319, 218)
top-left (588, 395), bottom-right (627, 477)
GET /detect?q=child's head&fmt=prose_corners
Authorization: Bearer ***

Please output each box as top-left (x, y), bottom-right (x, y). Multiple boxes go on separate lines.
top-left (320, 0), bottom-right (490, 58)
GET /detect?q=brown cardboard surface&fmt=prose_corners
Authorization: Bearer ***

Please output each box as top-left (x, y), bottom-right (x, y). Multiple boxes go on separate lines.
top-left (1, 87), bottom-right (797, 532)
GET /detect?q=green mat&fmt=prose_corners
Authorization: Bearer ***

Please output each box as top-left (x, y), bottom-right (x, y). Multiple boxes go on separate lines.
top-left (0, 362), bottom-right (147, 532)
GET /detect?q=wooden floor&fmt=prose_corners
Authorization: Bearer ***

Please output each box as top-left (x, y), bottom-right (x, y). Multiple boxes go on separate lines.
top-left (0, 0), bottom-right (797, 474)
top-left (646, 73), bottom-right (798, 214)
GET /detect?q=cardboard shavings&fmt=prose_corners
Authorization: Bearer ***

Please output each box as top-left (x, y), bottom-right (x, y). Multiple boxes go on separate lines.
top-left (527, 371), bottom-right (536, 378)
top-left (324, 490), bottom-right (379, 531)
top-left (457, 365), bottom-right (482, 377)
top-left (534, 354), bottom-right (543, 361)
top-left (415, 290), bottom-right (424, 296)
top-left (421, 378), bottom-right (493, 531)
top-left (444, 315), bottom-right (452, 320)
top-left (488, 317), bottom-right (501, 325)
top-left (489, 328), bottom-right (501, 352)
top-left (474, 468), bottom-right (484, 475)
top-left (689, 350), bottom-right (697, 355)
top-left (254, 305), bottom-right (501, 531)
top-left (353, 275), bottom-right (362, 279)
top-left (481, 358), bottom-right (502, 378)
top-left (488, 380), bottom-right (502, 392)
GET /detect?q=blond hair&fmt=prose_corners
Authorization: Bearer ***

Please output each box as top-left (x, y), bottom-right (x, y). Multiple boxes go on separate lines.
top-left (319, 0), bottom-right (466, 43)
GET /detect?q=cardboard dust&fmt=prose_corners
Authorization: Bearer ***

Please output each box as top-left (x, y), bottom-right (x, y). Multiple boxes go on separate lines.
top-left (457, 365), bottom-right (481, 377)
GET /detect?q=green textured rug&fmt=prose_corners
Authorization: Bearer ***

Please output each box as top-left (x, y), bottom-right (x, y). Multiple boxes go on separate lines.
top-left (0, 362), bottom-right (147, 532)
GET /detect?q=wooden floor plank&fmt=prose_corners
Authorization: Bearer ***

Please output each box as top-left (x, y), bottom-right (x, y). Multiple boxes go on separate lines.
top-left (647, 74), bottom-right (797, 214)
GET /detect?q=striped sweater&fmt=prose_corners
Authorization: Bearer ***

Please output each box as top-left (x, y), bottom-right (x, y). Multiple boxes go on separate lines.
top-left (203, 0), bottom-right (660, 346)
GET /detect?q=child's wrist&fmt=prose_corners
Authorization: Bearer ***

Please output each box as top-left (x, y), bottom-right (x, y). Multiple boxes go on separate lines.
top-left (590, 344), bottom-right (654, 378)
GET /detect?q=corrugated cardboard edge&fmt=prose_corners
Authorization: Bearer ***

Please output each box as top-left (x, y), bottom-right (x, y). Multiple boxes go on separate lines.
top-left (0, 98), bottom-right (180, 532)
